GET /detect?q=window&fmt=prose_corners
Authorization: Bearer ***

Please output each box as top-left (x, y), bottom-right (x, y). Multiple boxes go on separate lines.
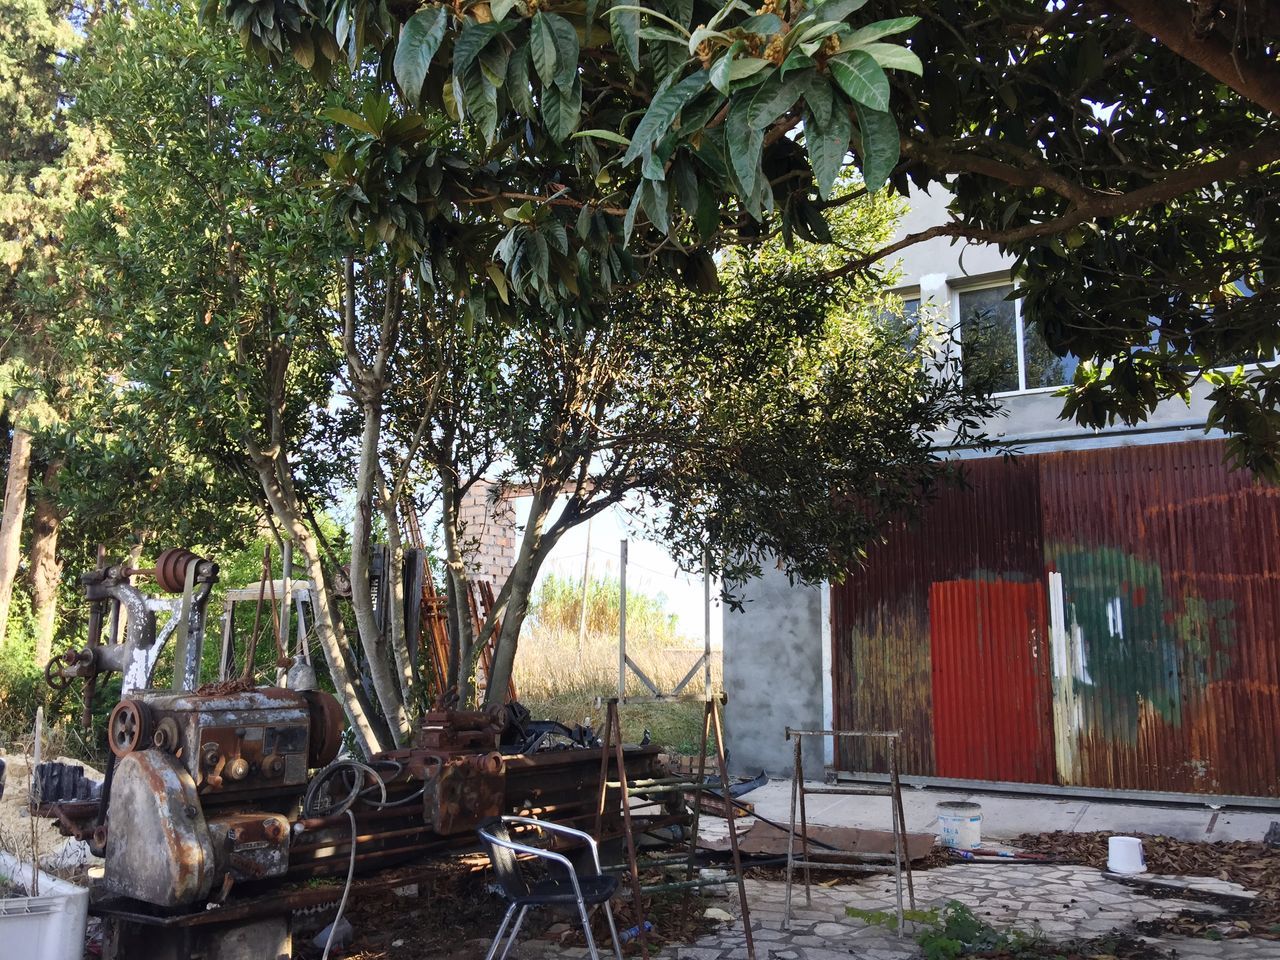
top-left (958, 284), bottom-right (1079, 394)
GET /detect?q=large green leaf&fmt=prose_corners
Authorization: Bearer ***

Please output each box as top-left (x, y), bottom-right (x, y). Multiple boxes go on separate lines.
top-left (542, 76), bottom-right (583, 142)
top-left (321, 106), bottom-right (375, 134)
top-left (807, 104), bottom-right (850, 199)
top-left (709, 40), bottom-right (744, 93)
top-left (829, 50), bottom-right (889, 110)
top-left (711, 43), bottom-right (770, 94)
top-left (461, 65), bottom-right (499, 143)
top-left (640, 177), bottom-right (670, 234)
top-left (454, 21), bottom-right (506, 77)
top-left (810, 0), bottom-right (868, 21)
top-left (725, 97), bottom-right (763, 196)
top-left (506, 43), bottom-right (535, 114)
top-left (843, 16), bottom-right (919, 46)
top-left (746, 70), bottom-right (805, 130)
top-left (738, 12), bottom-right (782, 33)
top-left (393, 7), bottom-right (448, 106)
top-left (572, 128), bottom-right (632, 145)
top-left (544, 13), bottom-right (580, 89)
top-left (531, 12), bottom-right (558, 87)
top-left (853, 101), bottom-right (898, 191)
top-left (609, 6), bottom-right (641, 71)
top-left (797, 71), bottom-right (833, 126)
top-left (855, 41), bottom-right (923, 75)
top-left (621, 70), bottom-right (709, 165)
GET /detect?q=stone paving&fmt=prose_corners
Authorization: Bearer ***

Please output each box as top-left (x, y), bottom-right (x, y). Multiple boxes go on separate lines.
top-left (524, 863), bottom-right (1277, 960)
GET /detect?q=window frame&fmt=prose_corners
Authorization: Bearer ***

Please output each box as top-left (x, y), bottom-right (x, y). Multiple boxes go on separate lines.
top-left (951, 277), bottom-right (1084, 398)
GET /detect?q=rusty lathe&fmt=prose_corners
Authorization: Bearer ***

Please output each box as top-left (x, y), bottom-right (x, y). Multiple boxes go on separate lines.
top-left (41, 550), bottom-right (665, 956)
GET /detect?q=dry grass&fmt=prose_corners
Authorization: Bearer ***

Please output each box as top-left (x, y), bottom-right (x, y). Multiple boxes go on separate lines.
top-left (514, 576), bottom-right (721, 754)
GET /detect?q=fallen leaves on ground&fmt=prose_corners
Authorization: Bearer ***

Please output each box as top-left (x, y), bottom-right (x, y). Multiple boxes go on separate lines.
top-left (1015, 831), bottom-right (1280, 941)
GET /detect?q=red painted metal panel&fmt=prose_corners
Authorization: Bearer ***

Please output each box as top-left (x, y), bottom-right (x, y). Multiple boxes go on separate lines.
top-left (832, 456), bottom-right (1043, 777)
top-left (929, 580), bottom-right (1055, 784)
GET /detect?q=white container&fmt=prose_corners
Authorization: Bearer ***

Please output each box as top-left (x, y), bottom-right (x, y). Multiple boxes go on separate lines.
top-left (1107, 836), bottom-right (1147, 874)
top-left (0, 852), bottom-right (89, 960)
top-left (936, 801), bottom-right (982, 850)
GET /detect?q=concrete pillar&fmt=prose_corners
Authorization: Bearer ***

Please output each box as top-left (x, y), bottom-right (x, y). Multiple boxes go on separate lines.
top-left (723, 563), bottom-right (826, 781)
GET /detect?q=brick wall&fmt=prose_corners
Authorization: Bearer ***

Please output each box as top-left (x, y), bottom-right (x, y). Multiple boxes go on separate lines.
top-left (457, 480), bottom-right (517, 583)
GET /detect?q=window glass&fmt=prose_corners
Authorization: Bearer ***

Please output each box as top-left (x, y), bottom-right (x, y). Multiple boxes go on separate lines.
top-left (959, 286), bottom-right (1019, 393)
top-left (1024, 325), bottom-right (1079, 387)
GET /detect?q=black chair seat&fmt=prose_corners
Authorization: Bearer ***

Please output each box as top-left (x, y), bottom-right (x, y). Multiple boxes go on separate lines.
top-left (516, 874), bottom-right (618, 907)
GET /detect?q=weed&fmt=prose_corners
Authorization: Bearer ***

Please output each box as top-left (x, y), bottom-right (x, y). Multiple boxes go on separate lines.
top-left (847, 900), bottom-right (1041, 960)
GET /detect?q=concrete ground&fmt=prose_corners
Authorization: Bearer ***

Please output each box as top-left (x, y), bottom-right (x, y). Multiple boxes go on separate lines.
top-left (742, 778), bottom-right (1278, 844)
top-left (645, 865), bottom-right (1274, 960)
top-left (515, 782), bottom-right (1279, 960)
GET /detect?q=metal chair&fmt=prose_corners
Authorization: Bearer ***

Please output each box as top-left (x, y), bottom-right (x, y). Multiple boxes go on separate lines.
top-left (477, 815), bottom-right (623, 960)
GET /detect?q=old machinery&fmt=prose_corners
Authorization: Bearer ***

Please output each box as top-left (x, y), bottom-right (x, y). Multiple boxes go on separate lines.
top-left (99, 686), bottom-right (343, 907)
top-left (46, 547), bottom-right (219, 723)
top-left (36, 552), bottom-right (672, 960)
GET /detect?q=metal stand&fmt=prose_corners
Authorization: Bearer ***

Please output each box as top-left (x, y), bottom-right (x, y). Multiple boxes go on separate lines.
top-left (594, 698), bottom-right (755, 960)
top-left (783, 728), bottom-right (916, 935)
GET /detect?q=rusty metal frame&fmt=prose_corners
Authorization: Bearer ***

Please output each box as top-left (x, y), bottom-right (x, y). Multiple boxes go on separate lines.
top-left (783, 728), bottom-right (916, 937)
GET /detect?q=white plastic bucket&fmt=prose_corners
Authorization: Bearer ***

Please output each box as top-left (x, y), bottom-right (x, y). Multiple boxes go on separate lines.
top-left (936, 801), bottom-right (982, 850)
top-left (1107, 836), bottom-right (1147, 874)
top-left (0, 852), bottom-right (89, 960)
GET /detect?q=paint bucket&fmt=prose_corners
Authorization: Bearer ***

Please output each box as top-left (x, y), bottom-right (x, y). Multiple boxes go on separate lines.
top-left (936, 801), bottom-right (982, 850)
top-left (1107, 836), bottom-right (1147, 874)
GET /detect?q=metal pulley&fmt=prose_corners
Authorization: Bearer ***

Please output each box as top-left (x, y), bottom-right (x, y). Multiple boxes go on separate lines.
top-left (154, 547), bottom-right (205, 593)
top-left (108, 699), bottom-right (152, 758)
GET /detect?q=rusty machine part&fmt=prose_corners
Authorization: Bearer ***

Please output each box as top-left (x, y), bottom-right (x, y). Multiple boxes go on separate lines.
top-left (98, 686), bottom-right (344, 908)
top-left (107, 699), bottom-right (152, 758)
top-left (154, 547), bottom-right (203, 593)
top-left (45, 546), bottom-right (220, 720)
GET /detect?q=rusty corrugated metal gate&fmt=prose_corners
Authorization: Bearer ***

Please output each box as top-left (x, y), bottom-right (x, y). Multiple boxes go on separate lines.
top-left (832, 439), bottom-right (1280, 799)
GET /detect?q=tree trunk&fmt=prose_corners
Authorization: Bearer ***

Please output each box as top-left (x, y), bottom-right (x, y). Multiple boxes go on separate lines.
top-left (251, 446), bottom-right (391, 756)
top-left (441, 479), bottom-right (476, 703)
top-left (0, 426), bottom-right (33, 647)
top-left (1103, 0), bottom-right (1280, 116)
top-left (29, 460), bottom-right (63, 664)
top-left (348, 399), bottom-right (410, 745)
top-left (481, 486), bottom-right (557, 708)
top-left (379, 499), bottom-right (419, 716)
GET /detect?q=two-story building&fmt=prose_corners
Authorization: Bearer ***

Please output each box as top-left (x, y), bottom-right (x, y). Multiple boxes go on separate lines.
top-left (724, 189), bottom-right (1279, 803)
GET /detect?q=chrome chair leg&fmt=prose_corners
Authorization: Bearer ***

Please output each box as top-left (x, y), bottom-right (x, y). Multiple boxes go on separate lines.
top-left (577, 897), bottom-right (601, 960)
top-left (497, 905), bottom-right (528, 960)
top-left (603, 900), bottom-right (624, 960)
top-left (484, 904), bottom-right (517, 960)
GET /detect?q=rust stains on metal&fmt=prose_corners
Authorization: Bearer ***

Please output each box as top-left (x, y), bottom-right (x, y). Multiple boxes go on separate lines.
top-left (832, 439), bottom-right (1280, 798)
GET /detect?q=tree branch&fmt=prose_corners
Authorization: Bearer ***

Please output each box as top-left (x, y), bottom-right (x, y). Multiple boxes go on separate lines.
top-left (1101, 0), bottom-right (1280, 114)
top-left (828, 133), bottom-right (1280, 278)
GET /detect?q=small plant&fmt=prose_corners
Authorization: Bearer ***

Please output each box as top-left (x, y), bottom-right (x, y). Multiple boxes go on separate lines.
top-left (847, 900), bottom-right (1038, 960)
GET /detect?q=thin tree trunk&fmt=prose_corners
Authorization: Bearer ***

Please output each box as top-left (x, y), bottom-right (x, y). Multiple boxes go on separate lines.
top-left (0, 426), bottom-right (33, 647)
top-left (29, 460), bottom-right (63, 664)
top-left (349, 400), bottom-right (410, 745)
top-left (481, 485), bottom-right (557, 708)
top-left (250, 444), bottom-right (391, 756)
top-left (441, 478), bottom-right (476, 703)
top-left (379, 497), bottom-right (418, 716)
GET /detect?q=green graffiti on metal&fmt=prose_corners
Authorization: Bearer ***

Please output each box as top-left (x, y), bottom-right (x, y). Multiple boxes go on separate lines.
top-left (1050, 545), bottom-right (1235, 736)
